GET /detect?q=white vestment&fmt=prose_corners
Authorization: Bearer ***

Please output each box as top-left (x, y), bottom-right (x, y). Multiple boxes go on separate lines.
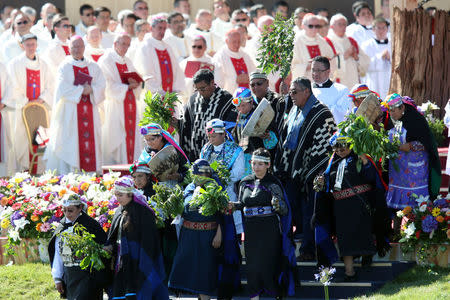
top-left (213, 46), bottom-right (256, 94)
top-left (361, 38), bottom-right (391, 99)
top-left (134, 36), bottom-right (185, 94)
top-left (444, 100), bottom-right (450, 175)
top-left (185, 27), bottom-right (224, 55)
top-left (312, 81), bottom-right (350, 124)
top-left (84, 44), bottom-right (105, 62)
top-left (345, 23), bottom-right (375, 46)
top-left (163, 31), bottom-right (190, 62)
top-left (44, 57), bottom-right (105, 174)
top-left (75, 22), bottom-right (88, 37)
top-left (327, 30), bottom-right (370, 89)
top-left (43, 37), bottom-right (71, 75)
top-left (0, 62), bottom-right (14, 176)
top-left (179, 54), bottom-right (214, 102)
top-left (5, 53), bottom-right (53, 171)
top-left (211, 18), bottom-right (233, 40)
top-left (101, 31), bottom-right (116, 49)
top-left (98, 49), bottom-right (143, 165)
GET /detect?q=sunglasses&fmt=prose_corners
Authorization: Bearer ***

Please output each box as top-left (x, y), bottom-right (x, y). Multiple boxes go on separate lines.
top-left (234, 18), bottom-right (248, 22)
top-left (289, 89), bottom-right (303, 95)
top-left (61, 24), bottom-right (71, 28)
top-left (192, 45), bottom-right (203, 49)
top-left (17, 20), bottom-right (29, 25)
top-left (307, 24), bottom-right (322, 29)
top-left (250, 81), bottom-right (265, 87)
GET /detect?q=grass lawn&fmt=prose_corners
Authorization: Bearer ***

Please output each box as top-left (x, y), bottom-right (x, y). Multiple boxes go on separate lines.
top-left (355, 265), bottom-right (450, 300)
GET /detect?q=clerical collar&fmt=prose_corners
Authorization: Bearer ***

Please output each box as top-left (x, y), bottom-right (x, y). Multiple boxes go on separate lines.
top-left (196, 27), bottom-right (210, 33)
top-left (357, 23), bottom-right (372, 30)
top-left (313, 79), bottom-right (333, 88)
top-left (27, 55), bottom-right (37, 61)
top-left (375, 38), bottom-right (389, 44)
top-left (74, 57), bottom-right (85, 61)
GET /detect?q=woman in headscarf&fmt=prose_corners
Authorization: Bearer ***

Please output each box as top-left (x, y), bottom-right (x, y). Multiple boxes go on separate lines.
top-left (129, 160), bottom-right (154, 198)
top-left (106, 176), bottom-right (168, 299)
top-left (48, 194), bottom-right (107, 300)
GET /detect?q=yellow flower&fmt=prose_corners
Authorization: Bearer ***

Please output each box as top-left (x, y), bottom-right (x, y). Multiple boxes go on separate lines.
top-left (49, 178), bottom-right (59, 184)
top-left (31, 215), bottom-right (39, 222)
top-left (14, 178), bottom-right (24, 184)
top-left (6, 183), bottom-right (13, 189)
top-left (432, 207), bottom-right (441, 217)
top-left (1, 218), bottom-right (10, 229)
top-left (108, 210), bottom-right (115, 215)
top-left (80, 182), bottom-right (90, 191)
top-left (436, 216), bottom-right (444, 223)
top-left (43, 216), bottom-right (49, 222)
top-left (87, 206), bottom-right (96, 217)
top-left (58, 189), bottom-right (67, 197)
top-left (402, 206), bottom-right (412, 215)
top-left (36, 223), bottom-right (42, 232)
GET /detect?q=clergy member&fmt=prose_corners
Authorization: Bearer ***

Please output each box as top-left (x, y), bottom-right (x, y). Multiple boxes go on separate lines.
top-left (327, 13), bottom-right (370, 89)
top-left (44, 35), bottom-right (106, 174)
top-left (94, 6), bottom-right (116, 49)
top-left (98, 33), bottom-right (142, 165)
top-left (135, 15), bottom-right (184, 94)
top-left (164, 12), bottom-right (190, 62)
top-left (6, 34), bottom-right (53, 172)
top-left (346, 2), bottom-right (375, 46)
top-left (43, 14), bottom-right (72, 75)
top-left (84, 26), bottom-right (105, 62)
top-left (291, 13), bottom-right (335, 81)
top-left (213, 28), bottom-right (255, 94)
top-left (311, 56), bottom-right (350, 124)
top-left (0, 62), bottom-right (13, 176)
top-left (2, 13), bottom-right (33, 64)
top-left (126, 19), bottom-right (150, 63)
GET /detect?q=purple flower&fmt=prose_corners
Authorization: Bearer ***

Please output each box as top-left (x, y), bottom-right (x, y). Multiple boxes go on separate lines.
top-left (108, 197), bottom-right (119, 209)
top-left (140, 127), bottom-right (148, 135)
top-left (10, 211), bottom-right (24, 227)
top-left (47, 203), bottom-right (58, 210)
top-left (422, 215), bottom-right (438, 233)
top-left (98, 214), bottom-right (108, 226)
top-left (48, 215), bottom-right (61, 224)
top-left (433, 198), bottom-right (447, 207)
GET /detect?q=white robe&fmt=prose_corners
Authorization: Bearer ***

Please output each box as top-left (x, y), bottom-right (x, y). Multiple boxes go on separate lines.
top-left (97, 49), bottom-right (143, 165)
top-left (346, 23), bottom-right (375, 46)
top-left (361, 38), bottom-right (391, 99)
top-left (134, 36), bottom-right (185, 94)
top-left (185, 27), bottom-right (224, 55)
top-left (327, 30), bottom-right (370, 89)
top-left (84, 44), bottom-right (105, 62)
top-left (5, 53), bottom-right (53, 171)
top-left (163, 31), bottom-right (190, 62)
top-left (0, 62), bottom-right (14, 176)
top-left (213, 46), bottom-right (256, 95)
top-left (43, 37), bottom-right (71, 75)
top-left (75, 22), bottom-right (88, 37)
top-left (444, 100), bottom-right (450, 175)
top-left (44, 57), bottom-right (105, 174)
top-left (101, 31), bottom-right (116, 49)
top-left (312, 81), bottom-right (350, 124)
top-left (291, 31), bottom-right (336, 81)
top-left (179, 54), bottom-right (214, 102)
top-left (211, 18), bottom-right (233, 40)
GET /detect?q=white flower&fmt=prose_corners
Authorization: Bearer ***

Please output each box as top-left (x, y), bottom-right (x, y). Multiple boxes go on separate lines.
top-left (0, 207), bottom-right (14, 219)
top-left (396, 210), bottom-right (404, 217)
top-left (418, 101), bottom-right (439, 112)
top-left (419, 204), bottom-right (427, 212)
top-left (429, 229), bottom-right (435, 239)
top-left (21, 185), bottom-right (41, 198)
top-left (415, 194), bottom-right (429, 204)
top-left (13, 218), bottom-right (30, 230)
top-left (404, 223), bottom-right (416, 239)
top-left (10, 172), bottom-right (31, 183)
top-left (9, 230), bottom-right (20, 241)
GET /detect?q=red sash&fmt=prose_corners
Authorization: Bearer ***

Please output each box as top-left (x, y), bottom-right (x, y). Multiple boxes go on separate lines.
top-left (62, 45), bottom-right (70, 56)
top-left (306, 45), bottom-right (321, 59)
top-left (348, 37), bottom-right (359, 55)
top-left (155, 49), bottom-right (173, 92)
top-left (91, 54), bottom-right (103, 62)
top-left (73, 65), bottom-right (97, 172)
top-left (324, 37), bottom-right (337, 56)
top-left (26, 69), bottom-right (41, 101)
top-left (230, 57), bottom-right (249, 88)
top-left (115, 62), bottom-right (137, 164)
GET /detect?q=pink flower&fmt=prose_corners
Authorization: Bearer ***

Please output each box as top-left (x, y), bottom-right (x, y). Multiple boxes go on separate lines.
top-left (12, 202), bottom-right (22, 210)
top-left (40, 222), bottom-right (51, 232)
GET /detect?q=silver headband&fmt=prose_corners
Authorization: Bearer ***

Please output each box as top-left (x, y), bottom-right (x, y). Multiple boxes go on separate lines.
top-left (251, 155), bottom-right (271, 163)
top-left (114, 185), bottom-right (135, 194)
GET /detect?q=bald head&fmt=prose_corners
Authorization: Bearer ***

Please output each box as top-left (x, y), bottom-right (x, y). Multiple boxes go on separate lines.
top-left (225, 29), bottom-right (241, 52)
top-left (41, 3), bottom-right (56, 19)
top-left (195, 9), bottom-right (212, 31)
top-left (86, 26), bottom-right (102, 47)
top-left (257, 15), bottom-right (274, 31)
top-left (114, 34), bottom-right (132, 57)
top-left (70, 36), bottom-right (85, 60)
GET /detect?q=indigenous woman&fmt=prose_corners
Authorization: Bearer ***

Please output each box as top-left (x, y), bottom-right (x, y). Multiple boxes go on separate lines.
top-left (314, 132), bottom-right (390, 281)
top-left (169, 159), bottom-right (225, 300)
top-left (233, 148), bottom-right (296, 299)
top-left (106, 176), bottom-right (168, 299)
top-left (130, 160), bottom-right (154, 198)
top-left (48, 194), bottom-right (107, 300)
top-left (231, 87), bottom-right (278, 177)
top-left (385, 94), bottom-right (441, 209)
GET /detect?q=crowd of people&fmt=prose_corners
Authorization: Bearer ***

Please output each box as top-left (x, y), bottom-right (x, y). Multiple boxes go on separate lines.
top-left (0, 0), bottom-right (443, 299)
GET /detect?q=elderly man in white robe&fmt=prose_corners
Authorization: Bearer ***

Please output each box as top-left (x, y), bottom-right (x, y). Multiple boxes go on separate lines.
top-left (126, 19), bottom-right (150, 63)
top-left (213, 28), bottom-right (255, 94)
top-left (311, 56), bottom-right (350, 124)
top-left (291, 13), bottom-right (336, 81)
top-left (179, 35), bottom-right (214, 102)
top-left (0, 62), bottom-right (14, 176)
top-left (135, 16), bottom-right (185, 94)
top-left (98, 34), bottom-right (142, 165)
top-left (43, 15), bottom-right (72, 75)
top-left (2, 13), bottom-right (34, 64)
top-left (84, 26), bottom-right (105, 63)
top-left (327, 13), bottom-right (370, 89)
top-left (44, 36), bottom-right (106, 174)
top-left (5, 34), bottom-right (53, 173)
top-left (164, 12), bottom-right (190, 63)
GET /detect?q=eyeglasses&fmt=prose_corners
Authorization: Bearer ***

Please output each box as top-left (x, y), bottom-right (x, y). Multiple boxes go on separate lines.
top-left (61, 24), bottom-right (71, 28)
top-left (234, 18), bottom-right (248, 22)
top-left (250, 81), bottom-right (265, 87)
top-left (311, 68), bottom-right (328, 73)
top-left (192, 45), bottom-right (203, 49)
top-left (307, 24), bottom-right (322, 29)
top-left (17, 20), bottom-right (29, 25)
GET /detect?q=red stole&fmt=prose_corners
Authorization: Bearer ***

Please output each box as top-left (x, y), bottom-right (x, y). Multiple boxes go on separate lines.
top-left (73, 65), bottom-right (97, 172)
top-left (62, 45), bottom-right (70, 56)
top-left (306, 45), bottom-right (321, 59)
top-left (26, 69), bottom-right (41, 100)
top-left (115, 62), bottom-right (137, 164)
top-left (324, 37), bottom-right (337, 56)
top-left (155, 49), bottom-right (173, 92)
top-left (348, 37), bottom-right (359, 55)
top-left (91, 54), bottom-right (103, 62)
top-left (230, 57), bottom-right (249, 88)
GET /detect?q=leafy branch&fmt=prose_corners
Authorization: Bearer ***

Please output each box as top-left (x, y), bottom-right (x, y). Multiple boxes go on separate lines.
top-left (139, 91), bottom-right (180, 134)
top-left (189, 181), bottom-right (229, 216)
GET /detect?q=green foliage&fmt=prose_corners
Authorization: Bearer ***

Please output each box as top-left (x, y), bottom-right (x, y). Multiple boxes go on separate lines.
top-left (139, 91), bottom-right (180, 134)
top-left (338, 114), bottom-right (400, 170)
top-left (150, 183), bottom-right (184, 228)
top-left (58, 224), bottom-right (110, 272)
top-left (209, 160), bottom-right (231, 186)
top-left (423, 108), bottom-right (445, 147)
top-left (189, 181), bottom-right (229, 216)
top-left (257, 13), bottom-right (295, 79)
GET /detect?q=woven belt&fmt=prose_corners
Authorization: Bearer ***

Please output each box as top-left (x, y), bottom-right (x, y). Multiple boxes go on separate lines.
top-left (183, 220), bottom-right (217, 230)
top-left (243, 206), bottom-right (274, 217)
top-left (333, 184), bottom-right (372, 200)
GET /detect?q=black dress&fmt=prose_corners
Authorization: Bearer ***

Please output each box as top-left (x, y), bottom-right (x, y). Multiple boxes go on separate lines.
top-left (237, 174), bottom-right (287, 297)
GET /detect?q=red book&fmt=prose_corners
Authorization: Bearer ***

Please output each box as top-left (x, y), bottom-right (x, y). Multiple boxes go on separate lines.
top-left (184, 61), bottom-right (214, 78)
top-left (120, 71), bottom-right (144, 84)
top-left (74, 71), bottom-right (93, 86)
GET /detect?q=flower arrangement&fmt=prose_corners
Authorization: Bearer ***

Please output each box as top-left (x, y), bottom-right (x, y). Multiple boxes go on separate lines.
top-left (0, 171), bottom-right (121, 255)
top-left (397, 194), bottom-right (450, 264)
